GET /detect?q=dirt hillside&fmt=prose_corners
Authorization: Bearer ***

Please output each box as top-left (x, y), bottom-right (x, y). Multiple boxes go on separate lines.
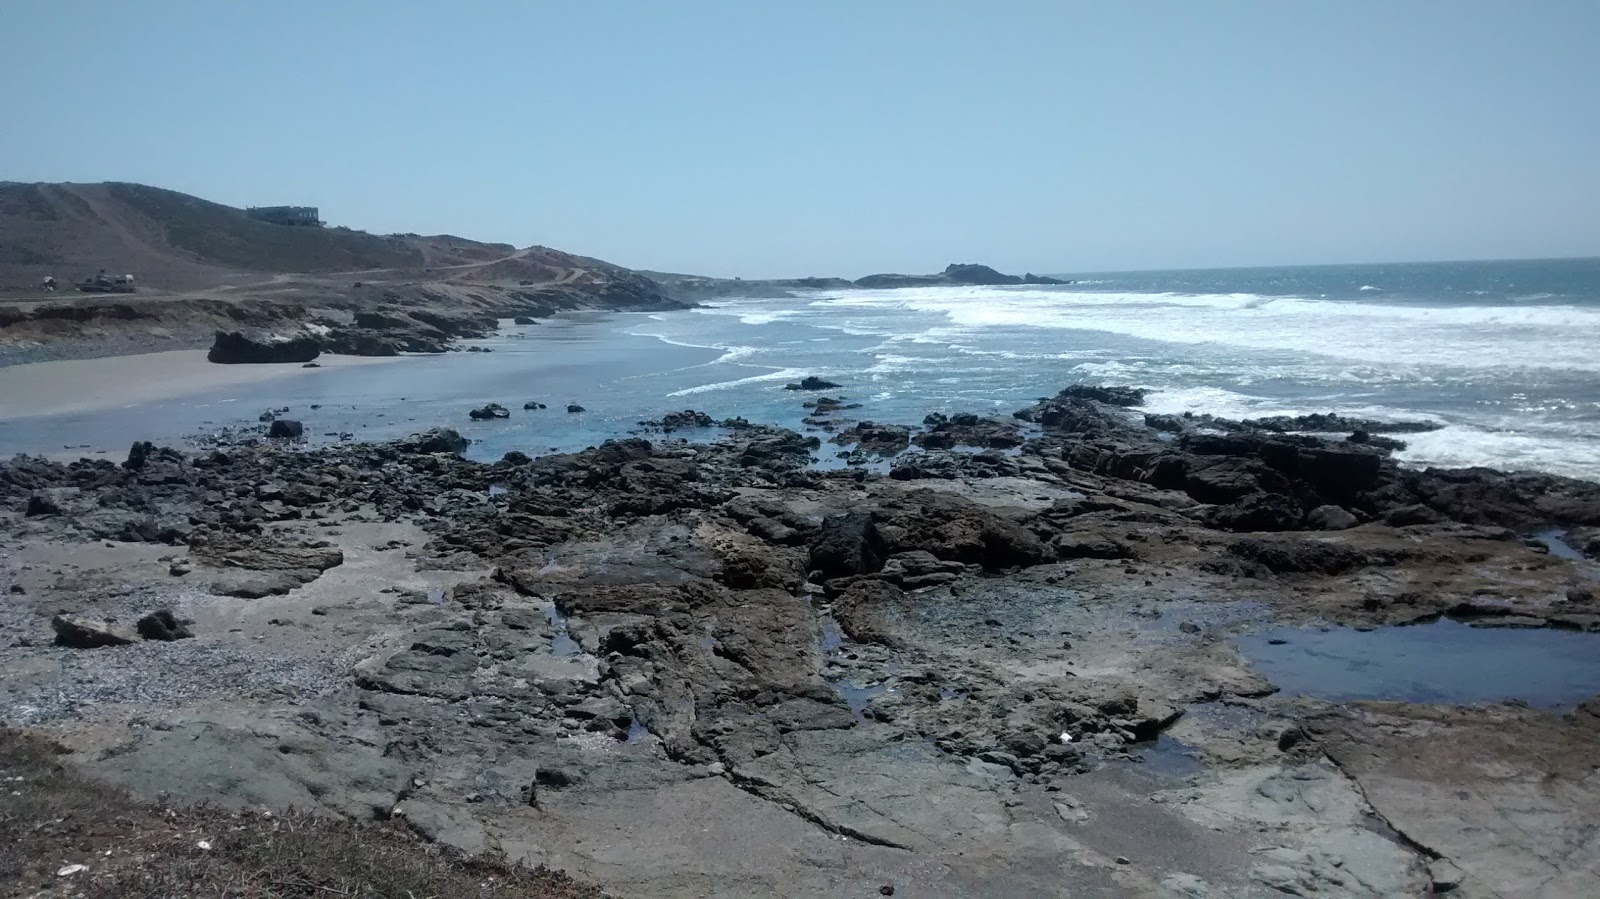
top-left (0, 182), bottom-right (686, 363)
top-left (0, 181), bottom-right (655, 295)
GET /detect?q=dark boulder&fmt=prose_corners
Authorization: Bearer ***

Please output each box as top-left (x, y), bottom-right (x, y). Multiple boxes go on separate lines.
top-left (811, 511), bottom-right (887, 577)
top-left (267, 419), bottom-right (304, 439)
top-left (567, 404), bottom-right (586, 414)
top-left (24, 493), bottom-right (60, 517)
top-left (1054, 385), bottom-right (1148, 407)
top-left (513, 316), bottom-right (538, 325)
top-left (785, 376), bottom-right (842, 391)
top-left (52, 614), bottom-right (139, 648)
top-left (468, 403), bottom-right (510, 421)
top-left (523, 401), bottom-right (547, 410)
top-left (1307, 505), bottom-right (1360, 531)
top-left (835, 421), bottom-right (912, 455)
top-left (1206, 493), bottom-right (1305, 532)
top-left (207, 330), bottom-right (321, 364)
top-left (136, 609), bottom-right (194, 641)
top-left (395, 429), bottom-right (470, 455)
top-left (647, 410), bottom-right (716, 431)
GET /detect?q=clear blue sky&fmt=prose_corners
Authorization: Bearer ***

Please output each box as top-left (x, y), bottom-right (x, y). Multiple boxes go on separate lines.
top-left (4, 1), bottom-right (1596, 278)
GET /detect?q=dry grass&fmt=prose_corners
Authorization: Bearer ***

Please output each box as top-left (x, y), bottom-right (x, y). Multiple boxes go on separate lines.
top-left (0, 729), bottom-right (604, 899)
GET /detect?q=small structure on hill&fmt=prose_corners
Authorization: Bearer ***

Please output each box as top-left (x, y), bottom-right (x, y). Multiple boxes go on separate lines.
top-left (247, 205), bottom-right (323, 227)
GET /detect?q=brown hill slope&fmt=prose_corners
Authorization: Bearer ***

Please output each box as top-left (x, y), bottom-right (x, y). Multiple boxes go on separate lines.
top-left (0, 182), bottom-right (686, 363)
top-left (0, 182), bottom-right (644, 294)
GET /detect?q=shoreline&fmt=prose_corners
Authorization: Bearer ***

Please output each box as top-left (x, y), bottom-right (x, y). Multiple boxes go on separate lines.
top-left (0, 350), bottom-right (407, 421)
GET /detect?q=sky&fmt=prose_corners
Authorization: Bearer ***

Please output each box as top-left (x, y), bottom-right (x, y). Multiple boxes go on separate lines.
top-left (3, 1), bottom-right (1597, 278)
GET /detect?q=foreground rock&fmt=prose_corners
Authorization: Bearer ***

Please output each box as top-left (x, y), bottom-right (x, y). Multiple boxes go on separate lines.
top-left (2, 387), bottom-right (1598, 897)
top-left (51, 614), bottom-right (139, 648)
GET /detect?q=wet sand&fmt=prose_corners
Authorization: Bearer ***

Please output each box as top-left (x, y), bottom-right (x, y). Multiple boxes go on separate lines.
top-left (0, 351), bottom-right (404, 421)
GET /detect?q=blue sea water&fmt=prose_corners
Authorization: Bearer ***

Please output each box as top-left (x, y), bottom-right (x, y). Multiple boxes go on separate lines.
top-left (3, 257), bottom-right (1598, 480)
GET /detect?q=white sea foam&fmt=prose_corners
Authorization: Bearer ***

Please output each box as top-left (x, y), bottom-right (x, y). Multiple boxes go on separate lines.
top-left (1399, 425), bottom-right (1600, 481)
top-left (691, 302), bottom-right (802, 326)
top-left (865, 354), bottom-right (936, 375)
top-left (814, 286), bottom-right (1600, 372)
top-left (667, 367), bottom-right (809, 396)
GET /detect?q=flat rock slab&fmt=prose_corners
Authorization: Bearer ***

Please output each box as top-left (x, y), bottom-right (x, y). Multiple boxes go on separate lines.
top-left (1311, 701), bottom-right (1600, 897)
top-left (87, 718), bottom-right (411, 821)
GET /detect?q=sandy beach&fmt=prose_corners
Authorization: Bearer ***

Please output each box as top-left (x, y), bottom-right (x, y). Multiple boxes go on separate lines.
top-left (0, 350), bottom-right (405, 421)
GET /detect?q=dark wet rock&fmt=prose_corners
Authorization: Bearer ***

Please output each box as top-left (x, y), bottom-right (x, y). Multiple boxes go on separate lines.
top-left (1307, 504), bottom-right (1360, 531)
top-left (646, 410), bottom-right (716, 431)
top-left (24, 493), bottom-right (59, 516)
top-left (302, 361), bottom-right (321, 368)
top-left (1243, 413), bottom-right (1443, 434)
top-left (811, 511), bottom-right (887, 577)
top-left (1013, 395), bottom-right (1139, 436)
top-left (1206, 492), bottom-right (1305, 532)
top-left (395, 428), bottom-right (470, 455)
top-left (1226, 538), bottom-right (1375, 576)
top-left (1053, 385), bottom-right (1149, 407)
top-left (136, 609), bottom-right (195, 641)
top-left (833, 421), bottom-right (911, 455)
top-left (513, 316), bottom-right (538, 325)
top-left (523, 401), bottom-right (548, 410)
top-left (468, 403), bottom-right (510, 421)
top-left (267, 419), bottom-right (304, 439)
top-left (1401, 467), bottom-right (1600, 530)
top-left (124, 440), bottom-right (156, 470)
top-left (785, 376), bottom-right (842, 391)
top-left (1354, 432), bottom-right (1408, 452)
top-left (916, 413), bottom-right (1023, 450)
top-left (52, 614), bottom-right (139, 648)
top-left (207, 330), bottom-right (321, 364)
top-left (890, 449), bottom-right (1023, 481)
top-left (567, 404), bottom-right (586, 413)
top-left (873, 492), bottom-right (1050, 571)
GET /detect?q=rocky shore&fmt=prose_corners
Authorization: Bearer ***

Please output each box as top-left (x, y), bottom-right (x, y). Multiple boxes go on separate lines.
top-left (3, 386), bottom-right (1599, 896)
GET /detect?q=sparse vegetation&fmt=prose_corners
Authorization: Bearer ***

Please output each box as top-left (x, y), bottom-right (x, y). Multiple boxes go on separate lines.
top-left (0, 729), bottom-right (603, 899)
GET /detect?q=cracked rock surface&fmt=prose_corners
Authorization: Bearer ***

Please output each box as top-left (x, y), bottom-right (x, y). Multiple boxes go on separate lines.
top-left (4, 390), bottom-right (1600, 896)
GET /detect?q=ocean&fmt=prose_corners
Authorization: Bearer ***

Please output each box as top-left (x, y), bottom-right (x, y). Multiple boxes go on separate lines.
top-left (4, 257), bottom-right (1598, 481)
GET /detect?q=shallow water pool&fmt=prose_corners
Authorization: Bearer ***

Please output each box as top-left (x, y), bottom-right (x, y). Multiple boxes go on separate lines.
top-left (1236, 618), bottom-right (1600, 711)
